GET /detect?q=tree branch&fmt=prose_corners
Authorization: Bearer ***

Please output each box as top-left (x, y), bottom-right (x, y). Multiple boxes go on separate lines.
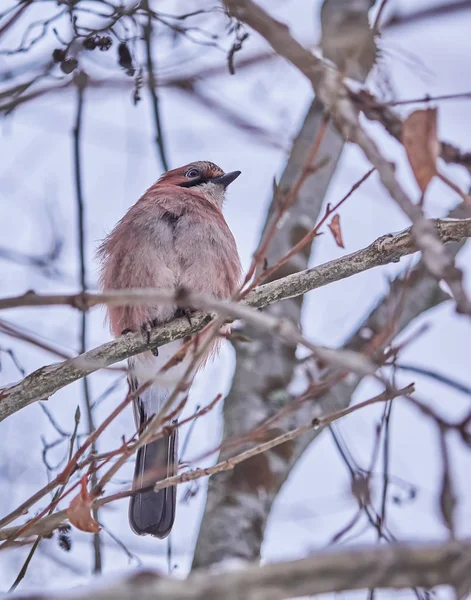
top-left (8, 540), bottom-right (471, 599)
top-left (194, 0), bottom-right (378, 569)
top-left (73, 70), bottom-right (102, 575)
top-left (0, 218), bottom-right (469, 422)
top-left (224, 0), bottom-right (471, 316)
top-left (143, 0), bottom-right (169, 171)
top-left (0, 386), bottom-right (412, 548)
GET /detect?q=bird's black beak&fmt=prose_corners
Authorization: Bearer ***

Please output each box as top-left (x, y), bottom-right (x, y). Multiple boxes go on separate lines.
top-left (211, 171), bottom-right (241, 188)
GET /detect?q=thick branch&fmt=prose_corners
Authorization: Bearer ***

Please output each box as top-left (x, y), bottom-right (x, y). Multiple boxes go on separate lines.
top-left (3, 217), bottom-right (469, 314)
top-left (1, 218), bottom-right (469, 422)
top-left (9, 540), bottom-right (471, 599)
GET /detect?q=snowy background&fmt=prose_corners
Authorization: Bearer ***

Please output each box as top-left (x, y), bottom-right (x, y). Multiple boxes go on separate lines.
top-left (0, 0), bottom-right (470, 596)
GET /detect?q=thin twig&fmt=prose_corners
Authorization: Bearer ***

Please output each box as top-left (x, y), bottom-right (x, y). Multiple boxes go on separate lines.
top-left (143, 0), bottom-right (169, 171)
top-left (8, 406), bottom-right (80, 590)
top-left (240, 113), bottom-right (331, 289)
top-left (372, 0), bottom-right (390, 32)
top-left (393, 363), bottom-right (471, 396)
top-left (248, 167), bottom-right (375, 290)
top-left (73, 72), bottom-right (102, 573)
top-left (0, 385), bottom-right (413, 543)
top-left (328, 427), bottom-right (395, 545)
top-left (379, 401), bottom-right (393, 537)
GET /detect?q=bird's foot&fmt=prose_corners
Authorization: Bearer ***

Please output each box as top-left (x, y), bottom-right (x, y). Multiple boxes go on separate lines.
top-left (140, 319), bottom-right (159, 356)
top-left (175, 307), bottom-right (193, 327)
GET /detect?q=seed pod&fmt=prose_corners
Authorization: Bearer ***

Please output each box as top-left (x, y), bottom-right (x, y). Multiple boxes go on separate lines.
top-left (58, 533), bottom-right (72, 552)
top-left (83, 36), bottom-right (97, 50)
top-left (52, 48), bottom-right (66, 63)
top-left (118, 42), bottom-right (133, 69)
top-left (60, 57), bottom-right (78, 74)
top-left (98, 35), bottom-right (112, 51)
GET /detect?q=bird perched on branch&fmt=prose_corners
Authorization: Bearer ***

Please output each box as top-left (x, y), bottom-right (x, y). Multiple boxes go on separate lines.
top-left (98, 161), bottom-right (241, 538)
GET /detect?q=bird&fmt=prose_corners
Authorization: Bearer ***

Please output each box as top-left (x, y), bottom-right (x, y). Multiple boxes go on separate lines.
top-left (98, 161), bottom-right (242, 538)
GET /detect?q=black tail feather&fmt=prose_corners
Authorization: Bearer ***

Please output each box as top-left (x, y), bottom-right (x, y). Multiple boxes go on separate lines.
top-left (129, 431), bottom-right (177, 538)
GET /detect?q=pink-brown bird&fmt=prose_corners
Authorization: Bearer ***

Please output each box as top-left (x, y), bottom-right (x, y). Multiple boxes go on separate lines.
top-left (98, 161), bottom-right (241, 538)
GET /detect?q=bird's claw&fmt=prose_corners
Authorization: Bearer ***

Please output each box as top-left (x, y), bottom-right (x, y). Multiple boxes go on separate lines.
top-left (176, 307), bottom-right (193, 327)
top-left (140, 320), bottom-right (159, 356)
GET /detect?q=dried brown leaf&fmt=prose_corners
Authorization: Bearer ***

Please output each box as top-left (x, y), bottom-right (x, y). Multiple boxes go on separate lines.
top-left (66, 475), bottom-right (100, 534)
top-left (328, 214), bottom-right (345, 248)
top-left (402, 108), bottom-right (439, 193)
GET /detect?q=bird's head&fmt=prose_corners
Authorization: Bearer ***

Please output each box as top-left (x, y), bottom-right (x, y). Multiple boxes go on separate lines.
top-left (157, 161), bottom-right (241, 207)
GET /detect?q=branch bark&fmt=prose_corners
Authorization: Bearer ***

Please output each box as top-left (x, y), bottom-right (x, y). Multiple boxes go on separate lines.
top-left (9, 540), bottom-right (471, 599)
top-left (1, 219), bottom-right (468, 422)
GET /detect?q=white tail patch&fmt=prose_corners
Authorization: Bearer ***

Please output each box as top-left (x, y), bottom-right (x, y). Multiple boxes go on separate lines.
top-left (129, 339), bottom-right (194, 424)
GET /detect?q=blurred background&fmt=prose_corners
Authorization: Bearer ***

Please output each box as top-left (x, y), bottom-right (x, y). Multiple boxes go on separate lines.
top-left (0, 0), bottom-right (470, 597)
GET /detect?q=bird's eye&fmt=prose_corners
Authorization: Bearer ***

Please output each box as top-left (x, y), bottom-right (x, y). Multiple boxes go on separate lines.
top-left (185, 168), bottom-right (200, 178)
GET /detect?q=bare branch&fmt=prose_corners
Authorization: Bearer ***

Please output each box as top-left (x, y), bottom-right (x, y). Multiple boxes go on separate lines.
top-left (72, 70), bottom-right (102, 574)
top-left (0, 218), bottom-right (469, 422)
top-left (0, 385), bottom-right (411, 545)
top-left (142, 0), bottom-right (169, 170)
top-left (6, 540), bottom-right (471, 599)
top-left (224, 0), bottom-right (471, 315)
top-left (194, 0), bottom-right (377, 569)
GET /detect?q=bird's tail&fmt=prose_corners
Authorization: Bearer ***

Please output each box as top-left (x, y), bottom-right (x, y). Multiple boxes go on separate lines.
top-left (129, 429), bottom-right (178, 538)
top-left (127, 345), bottom-right (190, 538)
